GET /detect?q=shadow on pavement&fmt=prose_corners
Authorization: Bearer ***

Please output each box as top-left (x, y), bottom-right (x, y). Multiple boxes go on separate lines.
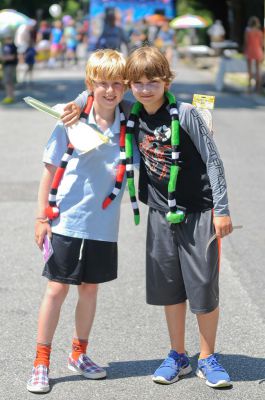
top-left (216, 353), bottom-right (265, 383)
top-left (192, 353), bottom-right (265, 383)
top-left (1, 75), bottom-right (264, 111)
top-left (6, 79), bottom-right (86, 107)
top-left (49, 353), bottom-right (265, 386)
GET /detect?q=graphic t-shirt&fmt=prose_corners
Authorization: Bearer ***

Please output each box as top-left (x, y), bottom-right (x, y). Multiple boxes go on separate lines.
top-left (135, 99), bottom-right (229, 216)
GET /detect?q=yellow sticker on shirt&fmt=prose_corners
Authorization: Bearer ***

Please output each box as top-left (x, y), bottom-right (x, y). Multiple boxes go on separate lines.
top-left (192, 94), bottom-right (215, 110)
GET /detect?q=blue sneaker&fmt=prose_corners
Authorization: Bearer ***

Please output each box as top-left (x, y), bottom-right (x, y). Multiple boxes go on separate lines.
top-left (196, 354), bottom-right (232, 388)
top-left (152, 350), bottom-right (192, 384)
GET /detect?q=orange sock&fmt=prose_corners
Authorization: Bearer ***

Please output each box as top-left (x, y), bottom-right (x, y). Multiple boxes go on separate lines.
top-left (71, 338), bottom-right (88, 361)
top-left (34, 343), bottom-right (51, 368)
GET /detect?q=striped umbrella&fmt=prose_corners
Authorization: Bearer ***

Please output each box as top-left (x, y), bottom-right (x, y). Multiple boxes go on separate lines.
top-left (0, 9), bottom-right (33, 37)
top-left (169, 14), bottom-right (208, 29)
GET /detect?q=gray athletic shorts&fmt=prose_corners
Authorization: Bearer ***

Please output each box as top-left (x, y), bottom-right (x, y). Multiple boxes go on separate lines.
top-left (146, 208), bottom-right (220, 314)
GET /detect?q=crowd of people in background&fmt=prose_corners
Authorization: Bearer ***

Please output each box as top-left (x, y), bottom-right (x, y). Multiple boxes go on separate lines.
top-left (22, 17), bottom-right (88, 69)
top-left (0, 16), bottom-right (88, 103)
top-left (0, 10), bottom-right (264, 104)
top-left (0, 13), bottom-right (178, 104)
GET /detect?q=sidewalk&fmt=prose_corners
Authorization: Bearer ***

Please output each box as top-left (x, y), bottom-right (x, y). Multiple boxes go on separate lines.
top-left (179, 53), bottom-right (265, 106)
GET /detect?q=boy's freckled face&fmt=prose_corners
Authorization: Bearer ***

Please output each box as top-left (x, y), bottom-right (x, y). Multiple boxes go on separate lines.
top-left (87, 78), bottom-right (125, 110)
top-left (130, 76), bottom-right (168, 111)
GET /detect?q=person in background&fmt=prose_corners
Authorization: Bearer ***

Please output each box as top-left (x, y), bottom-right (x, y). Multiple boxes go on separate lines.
top-left (96, 11), bottom-right (129, 52)
top-left (244, 16), bottom-right (264, 93)
top-left (129, 20), bottom-right (149, 52)
top-left (139, 18), bottom-right (149, 46)
top-left (23, 40), bottom-right (37, 85)
top-left (36, 20), bottom-right (51, 42)
top-left (154, 20), bottom-right (176, 65)
top-left (48, 20), bottom-right (63, 68)
top-left (207, 20), bottom-right (225, 43)
top-left (64, 18), bottom-right (78, 65)
top-left (14, 23), bottom-right (32, 64)
top-left (0, 32), bottom-right (18, 104)
top-left (35, 20), bottom-right (51, 64)
top-left (207, 20), bottom-right (225, 55)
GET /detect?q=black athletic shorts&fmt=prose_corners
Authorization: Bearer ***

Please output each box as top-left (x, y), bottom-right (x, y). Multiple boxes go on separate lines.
top-left (146, 208), bottom-right (220, 314)
top-left (42, 233), bottom-right (118, 285)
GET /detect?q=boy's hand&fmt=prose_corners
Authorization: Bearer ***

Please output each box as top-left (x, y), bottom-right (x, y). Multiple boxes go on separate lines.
top-left (61, 102), bottom-right (81, 127)
top-left (213, 215), bottom-right (233, 239)
top-left (35, 221), bottom-right (52, 250)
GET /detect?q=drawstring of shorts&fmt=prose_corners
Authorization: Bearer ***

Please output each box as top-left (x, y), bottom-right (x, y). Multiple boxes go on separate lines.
top-left (79, 239), bottom-right (85, 260)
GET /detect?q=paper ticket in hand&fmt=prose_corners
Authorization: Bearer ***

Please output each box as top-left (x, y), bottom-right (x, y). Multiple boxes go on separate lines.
top-left (192, 94), bottom-right (215, 132)
top-left (23, 96), bottom-right (109, 154)
top-left (192, 94), bottom-right (215, 110)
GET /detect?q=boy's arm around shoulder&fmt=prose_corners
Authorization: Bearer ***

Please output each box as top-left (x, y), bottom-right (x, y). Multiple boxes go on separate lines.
top-left (61, 94), bottom-right (130, 127)
top-left (178, 101), bottom-right (233, 238)
top-left (61, 90), bottom-right (89, 126)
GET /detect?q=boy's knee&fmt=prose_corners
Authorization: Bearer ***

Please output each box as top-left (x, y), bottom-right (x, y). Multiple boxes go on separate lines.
top-left (46, 281), bottom-right (69, 302)
top-left (79, 283), bottom-right (98, 297)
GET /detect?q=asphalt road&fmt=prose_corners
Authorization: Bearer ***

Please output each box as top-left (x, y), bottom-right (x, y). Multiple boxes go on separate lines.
top-left (0, 60), bottom-right (264, 400)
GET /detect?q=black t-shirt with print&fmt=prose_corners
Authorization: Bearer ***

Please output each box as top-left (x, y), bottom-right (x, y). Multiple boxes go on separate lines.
top-left (135, 100), bottom-right (213, 213)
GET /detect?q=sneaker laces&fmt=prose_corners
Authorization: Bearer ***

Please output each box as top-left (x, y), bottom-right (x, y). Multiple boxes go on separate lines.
top-left (205, 355), bottom-right (226, 372)
top-left (160, 356), bottom-right (180, 369)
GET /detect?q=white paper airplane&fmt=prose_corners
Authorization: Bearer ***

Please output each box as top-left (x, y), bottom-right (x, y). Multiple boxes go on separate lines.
top-left (24, 96), bottom-right (109, 154)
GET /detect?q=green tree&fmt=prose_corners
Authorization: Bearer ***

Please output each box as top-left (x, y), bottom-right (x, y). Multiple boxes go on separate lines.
top-left (1, 1), bottom-right (55, 18)
top-left (64, 0), bottom-right (83, 17)
top-left (177, 0), bottom-right (213, 23)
